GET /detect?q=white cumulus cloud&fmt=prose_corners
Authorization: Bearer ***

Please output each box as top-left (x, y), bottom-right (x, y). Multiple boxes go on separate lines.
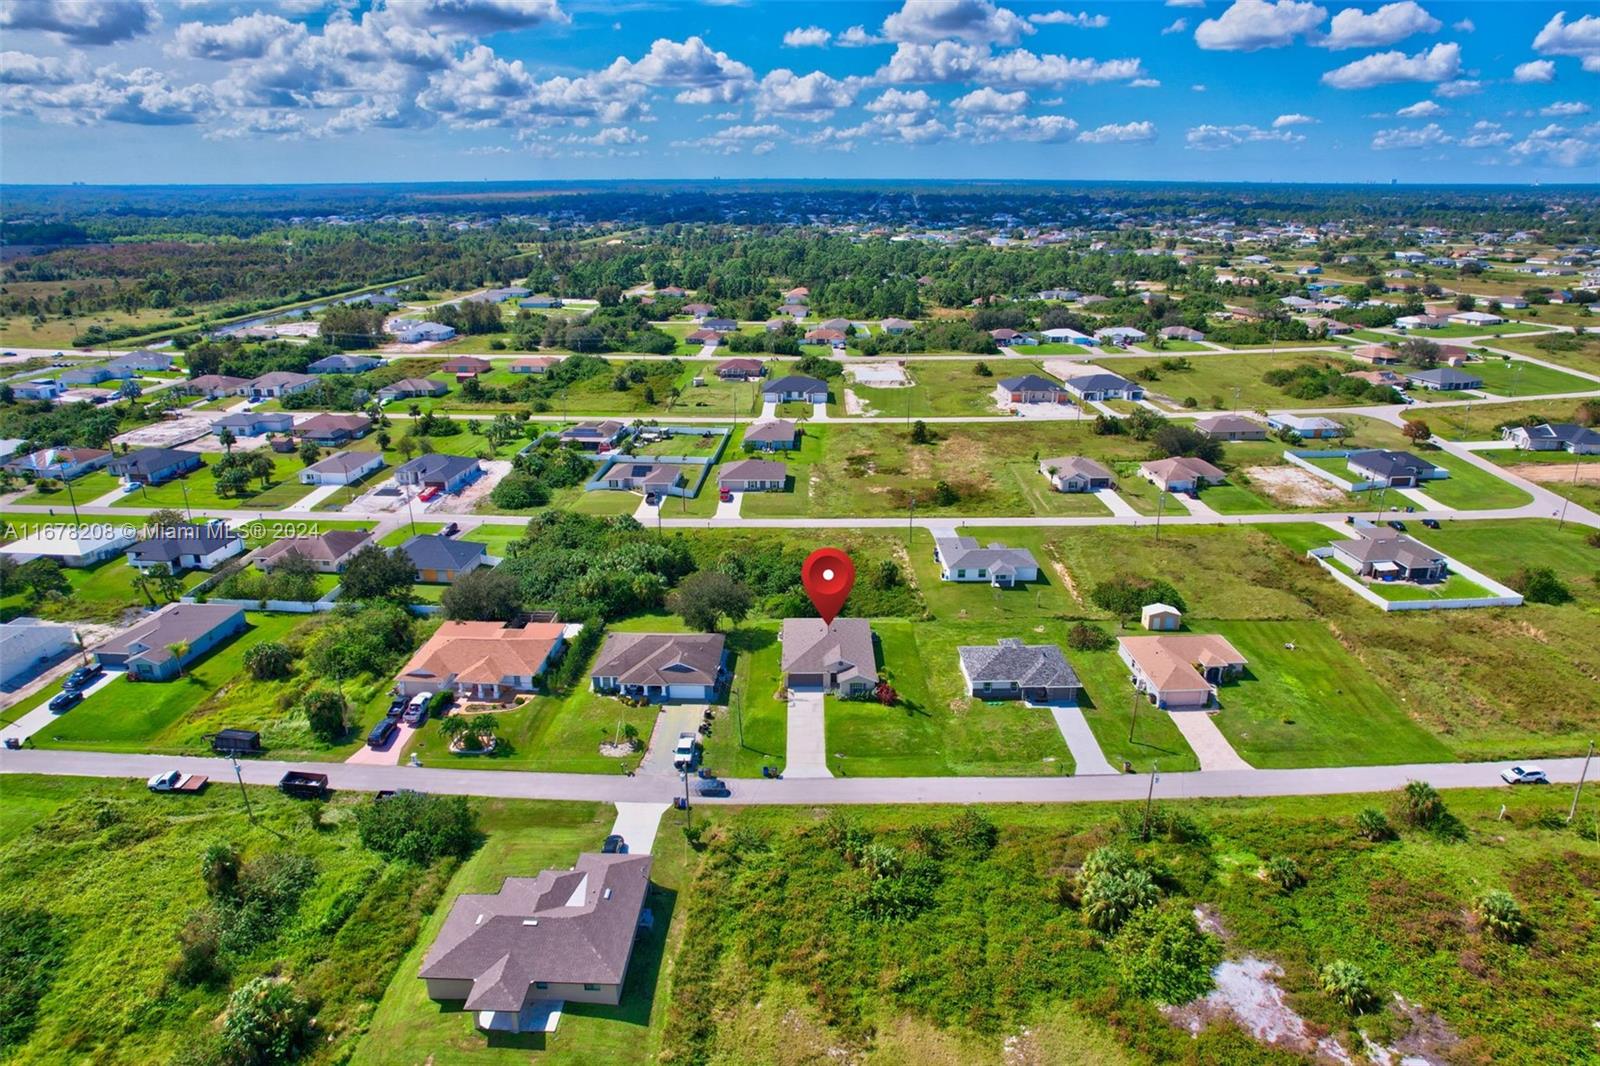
top-left (1321, 41), bottom-right (1459, 88)
top-left (1512, 59), bottom-right (1555, 83)
top-left (1371, 121), bottom-right (1451, 148)
top-left (1272, 112), bottom-right (1317, 126)
top-left (755, 69), bottom-right (857, 119)
top-left (1318, 2), bottom-right (1439, 50)
top-left (1395, 99), bottom-right (1443, 117)
top-left (881, 0), bottom-right (1034, 46)
top-left (1186, 123), bottom-right (1305, 149)
top-left (0, 0), bottom-right (159, 45)
top-left (782, 26), bottom-right (830, 48)
top-left (1029, 11), bottom-right (1109, 28)
top-left (1076, 120), bottom-right (1155, 143)
top-left (1195, 0), bottom-right (1327, 52)
top-left (951, 86), bottom-right (1028, 113)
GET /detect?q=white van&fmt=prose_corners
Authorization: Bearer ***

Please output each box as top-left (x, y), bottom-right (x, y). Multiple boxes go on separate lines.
top-left (404, 691), bottom-right (433, 726)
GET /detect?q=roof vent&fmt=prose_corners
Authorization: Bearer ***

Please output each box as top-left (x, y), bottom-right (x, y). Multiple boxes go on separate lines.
top-left (603, 888), bottom-right (613, 901)
top-left (475, 914), bottom-right (485, 925)
top-left (522, 919), bottom-right (538, 926)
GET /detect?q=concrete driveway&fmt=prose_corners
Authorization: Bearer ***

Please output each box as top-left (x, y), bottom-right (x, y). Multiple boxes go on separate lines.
top-left (608, 802), bottom-right (670, 854)
top-left (638, 704), bottom-right (706, 777)
top-left (346, 720), bottom-right (420, 765)
top-left (2, 668), bottom-right (123, 746)
top-left (784, 689), bottom-right (832, 778)
top-left (1168, 710), bottom-right (1251, 771)
top-left (714, 492), bottom-right (742, 519)
top-left (1047, 706), bottom-right (1117, 775)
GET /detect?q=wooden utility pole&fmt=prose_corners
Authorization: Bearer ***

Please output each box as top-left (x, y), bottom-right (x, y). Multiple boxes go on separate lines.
top-left (1140, 762), bottom-right (1160, 842)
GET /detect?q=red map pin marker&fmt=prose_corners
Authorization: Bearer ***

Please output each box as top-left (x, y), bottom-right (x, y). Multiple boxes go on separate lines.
top-left (801, 547), bottom-right (855, 625)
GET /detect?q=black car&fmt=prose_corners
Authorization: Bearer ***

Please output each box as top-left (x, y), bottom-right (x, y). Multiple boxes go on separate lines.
top-left (62, 665), bottom-right (103, 692)
top-left (1387, 520), bottom-right (1407, 532)
top-left (441, 522), bottom-right (460, 537)
top-left (386, 695), bottom-right (408, 718)
top-left (694, 777), bottom-right (731, 798)
top-left (601, 834), bottom-right (626, 854)
top-left (1421, 518), bottom-right (1440, 529)
top-left (367, 717), bottom-right (399, 749)
top-left (48, 689), bottom-right (82, 713)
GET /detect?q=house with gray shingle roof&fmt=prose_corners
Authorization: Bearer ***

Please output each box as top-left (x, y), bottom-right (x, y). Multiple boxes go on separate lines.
top-left (741, 420), bottom-right (799, 451)
top-left (590, 632), bottom-right (727, 701)
top-left (932, 536), bottom-right (1039, 587)
top-left (420, 853), bottom-right (653, 1026)
top-left (397, 534), bottom-right (486, 583)
top-left (1038, 456), bottom-right (1113, 493)
top-left (957, 639), bottom-right (1081, 704)
top-left (779, 618), bottom-right (877, 696)
top-left (93, 603), bottom-right (248, 681)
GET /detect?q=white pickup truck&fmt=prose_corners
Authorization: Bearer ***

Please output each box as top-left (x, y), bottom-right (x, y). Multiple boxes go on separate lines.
top-left (147, 769), bottom-right (208, 793)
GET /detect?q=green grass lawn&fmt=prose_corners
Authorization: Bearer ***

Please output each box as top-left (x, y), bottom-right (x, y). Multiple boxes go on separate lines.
top-left (700, 624), bottom-right (788, 778)
top-left (101, 455), bottom-right (319, 512)
top-left (1196, 479), bottom-right (1287, 515)
top-left (1414, 459), bottom-right (1533, 510)
top-left (0, 550), bottom-right (210, 624)
top-left (1466, 358), bottom-right (1596, 397)
top-left (835, 359), bottom-right (1018, 419)
top-left (29, 612), bottom-right (384, 759)
top-left (823, 620), bottom-right (1074, 777)
top-left (1322, 553), bottom-right (1494, 601)
top-left (1419, 399), bottom-right (1599, 441)
top-left (353, 800), bottom-right (690, 1066)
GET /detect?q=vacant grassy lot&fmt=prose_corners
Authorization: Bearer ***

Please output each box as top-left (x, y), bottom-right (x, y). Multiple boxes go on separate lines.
top-left (30, 612), bottom-right (384, 759)
top-left (0, 775), bottom-right (488, 1065)
top-left (1108, 353), bottom-right (1369, 411)
top-left (1467, 358), bottom-right (1596, 397)
top-left (834, 359), bottom-right (1021, 418)
top-left (0, 546), bottom-right (209, 623)
top-left (1412, 457), bottom-right (1532, 510)
top-left (660, 790), bottom-right (1600, 1064)
top-left (354, 801), bottom-right (688, 1066)
top-left (1419, 399), bottom-right (1600, 441)
top-left (1495, 333), bottom-right (1600, 377)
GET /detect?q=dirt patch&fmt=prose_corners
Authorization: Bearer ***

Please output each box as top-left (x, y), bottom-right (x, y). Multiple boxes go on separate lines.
top-left (1503, 462), bottom-right (1600, 485)
top-left (1042, 358), bottom-right (1096, 379)
top-left (1165, 956), bottom-right (1355, 1064)
top-left (1244, 464), bottom-right (1350, 507)
top-left (843, 361), bottom-right (910, 387)
top-left (1362, 994), bottom-right (1464, 1065)
top-left (430, 459), bottom-right (512, 514)
top-left (113, 416), bottom-right (213, 449)
top-left (842, 388), bottom-right (877, 416)
top-left (1042, 542), bottom-right (1083, 606)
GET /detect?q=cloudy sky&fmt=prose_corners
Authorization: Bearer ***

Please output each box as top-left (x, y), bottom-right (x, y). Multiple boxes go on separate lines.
top-left (1, 0), bottom-right (1597, 185)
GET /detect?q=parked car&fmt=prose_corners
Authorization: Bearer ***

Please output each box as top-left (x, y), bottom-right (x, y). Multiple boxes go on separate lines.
top-left (148, 770), bottom-right (207, 793)
top-left (1500, 765), bottom-right (1549, 785)
top-left (278, 771), bottom-right (330, 798)
top-left (404, 691), bottom-right (432, 726)
top-left (694, 777), bottom-right (731, 798)
top-left (62, 664), bottom-right (103, 692)
top-left (719, 488), bottom-right (733, 503)
top-left (1421, 518), bottom-right (1440, 529)
top-left (601, 834), bottom-right (626, 854)
top-left (418, 486), bottom-right (441, 502)
top-left (386, 694), bottom-right (408, 718)
top-left (48, 689), bottom-right (82, 713)
top-left (441, 522), bottom-right (460, 537)
top-left (1387, 520), bottom-right (1407, 532)
top-left (672, 731), bottom-right (698, 770)
top-left (367, 717), bottom-right (399, 749)
top-left (645, 493), bottom-right (660, 506)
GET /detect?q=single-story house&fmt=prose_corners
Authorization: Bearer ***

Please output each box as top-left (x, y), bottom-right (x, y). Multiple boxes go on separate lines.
top-left (108, 447), bottom-right (202, 486)
top-left (1266, 414), bottom-right (1345, 439)
top-left (763, 375), bottom-right (829, 404)
top-left (419, 853), bottom-right (653, 1025)
top-left (933, 535), bottom-right (1039, 587)
top-left (991, 328), bottom-right (1036, 346)
top-left (1094, 326), bottom-right (1148, 346)
top-left (656, 286), bottom-right (687, 298)
top-left (60, 365), bottom-right (120, 386)
top-left (397, 534), bottom-right (487, 583)
top-left (467, 287), bottom-right (530, 304)
top-left (1351, 345), bottom-right (1403, 366)
top-left (1118, 633), bottom-right (1247, 709)
top-left (1039, 455), bottom-right (1114, 493)
top-left (1345, 449), bottom-right (1442, 487)
top-left (1139, 456), bottom-right (1227, 493)
top-left (881, 317), bottom-right (914, 334)
top-left (590, 631), bottom-right (727, 701)
top-left (686, 328), bottom-right (723, 346)
top-left (4, 446), bottom-right (111, 481)
top-left (213, 411), bottom-right (292, 437)
top-left (1194, 415), bottom-right (1267, 441)
top-left (94, 603), bottom-right (248, 681)
top-left (394, 454), bottom-right (482, 495)
top-left (780, 617), bottom-right (877, 696)
top-left (395, 620), bottom-right (571, 701)
top-left (994, 374), bottom-right (1068, 405)
top-left (391, 321), bottom-right (457, 343)
top-left (1345, 369), bottom-right (1407, 388)
top-left (0, 525), bottom-right (135, 567)
top-left (519, 294), bottom-right (562, 308)
top-left (256, 529), bottom-right (374, 573)
top-left (701, 317), bottom-right (737, 333)
top-left (299, 449), bottom-right (385, 486)
top-left (108, 350), bottom-right (172, 373)
top-left (510, 356), bottom-right (562, 374)
top-left (682, 303), bottom-right (715, 319)
top-left (442, 357), bottom-right (492, 377)
top-left (764, 318), bottom-right (791, 332)
top-left (1395, 314), bottom-right (1447, 330)
top-left (1406, 368), bottom-right (1483, 391)
top-left (126, 523), bottom-right (244, 573)
top-left (295, 412), bottom-right (372, 444)
top-left (717, 458), bottom-right (787, 492)
top-left (742, 419), bottom-right (800, 451)
top-left (1141, 603), bottom-right (1182, 631)
top-left (1501, 422), bottom-right (1600, 454)
top-left (957, 638), bottom-right (1081, 703)
top-left (819, 318), bottom-right (850, 332)
top-left (245, 372), bottom-right (317, 401)
top-left (1329, 526), bottom-right (1448, 583)
top-left (1304, 317), bottom-right (1355, 335)
top-left (1159, 326), bottom-right (1206, 342)
top-left (377, 377), bottom-right (449, 402)
top-left (805, 329), bottom-right (847, 349)
top-left (1448, 311), bottom-right (1503, 326)
top-left (308, 354), bottom-right (383, 374)
top-left (183, 375), bottom-right (250, 399)
top-left (0, 617), bottom-right (78, 688)
top-left (1061, 371), bottom-right (1143, 403)
top-left (558, 420), bottom-right (628, 451)
top-left (599, 462), bottom-right (682, 492)
top-left (13, 379), bottom-right (63, 401)
top-left (715, 359), bottom-right (765, 380)
top-left (1041, 327), bottom-right (1097, 346)
top-left (1037, 288), bottom-right (1079, 301)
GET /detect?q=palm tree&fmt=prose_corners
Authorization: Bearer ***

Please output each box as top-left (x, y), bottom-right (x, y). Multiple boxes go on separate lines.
top-left (131, 567), bottom-right (158, 607)
top-left (155, 564), bottom-right (184, 603)
top-left (217, 426), bottom-right (236, 455)
top-left (165, 640), bottom-right (191, 678)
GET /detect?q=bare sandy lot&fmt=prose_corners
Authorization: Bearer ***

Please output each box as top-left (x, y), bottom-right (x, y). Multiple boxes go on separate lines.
top-left (1243, 464), bottom-right (1349, 507)
top-left (1503, 462), bottom-right (1600, 485)
top-left (844, 361), bottom-right (911, 387)
top-left (113, 416), bottom-right (213, 449)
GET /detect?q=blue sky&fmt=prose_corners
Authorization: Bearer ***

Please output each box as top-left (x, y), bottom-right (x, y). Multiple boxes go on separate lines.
top-left (1, 0), bottom-right (1596, 185)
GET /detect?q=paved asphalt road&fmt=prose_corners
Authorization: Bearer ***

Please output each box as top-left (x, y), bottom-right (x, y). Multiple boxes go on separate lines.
top-left (1, 748), bottom-right (1587, 806)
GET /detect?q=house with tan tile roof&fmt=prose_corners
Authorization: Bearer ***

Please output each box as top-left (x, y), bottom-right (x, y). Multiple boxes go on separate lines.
top-left (395, 620), bottom-right (572, 701)
top-left (1117, 634), bottom-right (1247, 709)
